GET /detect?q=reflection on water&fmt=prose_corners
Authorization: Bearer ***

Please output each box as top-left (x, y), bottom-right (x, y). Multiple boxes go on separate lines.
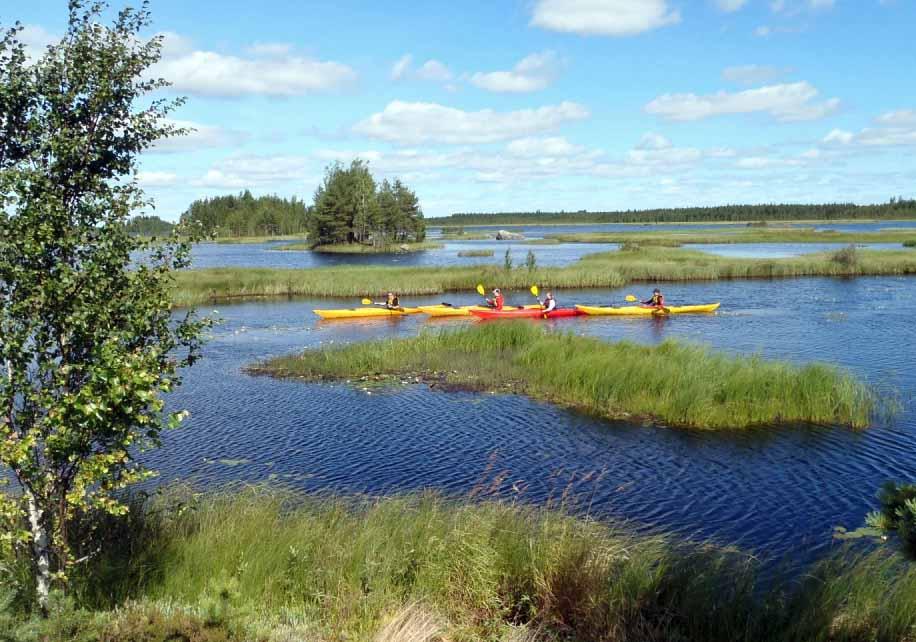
top-left (155, 275), bottom-right (915, 571)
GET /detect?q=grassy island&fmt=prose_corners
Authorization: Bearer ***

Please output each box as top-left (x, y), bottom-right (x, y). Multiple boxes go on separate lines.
top-left (171, 246), bottom-right (916, 306)
top-left (252, 323), bottom-right (873, 430)
top-left (280, 241), bottom-right (443, 254)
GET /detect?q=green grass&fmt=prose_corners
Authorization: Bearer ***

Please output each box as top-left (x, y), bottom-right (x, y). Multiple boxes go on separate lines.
top-left (548, 227), bottom-right (916, 245)
top-left (171, 246), bottom-right (916, 306)
top-left (253, 322), bottom-right (873, 429)
top-left (457, 249), bottom-right (495, 257)
top-left (439, 232), bottom-right (493, 240)
top-left (211, 234), bottom-right (309, 245)
top-left (280, 241), bottom-right (443, 253)
top-left (904, 239), bottom-right (916, 248)
top-left (9, 485), bottom-right (916, 641)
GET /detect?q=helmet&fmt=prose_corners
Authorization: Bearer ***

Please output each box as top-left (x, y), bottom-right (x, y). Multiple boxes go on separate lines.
top-left (653, 288), bottom-right (660, 294)
top-left (494, 288), bottom-right (501, 294)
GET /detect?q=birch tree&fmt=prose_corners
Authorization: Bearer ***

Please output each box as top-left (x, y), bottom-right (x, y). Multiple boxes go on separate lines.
top-left (0, 1), bottom-right (208, 611)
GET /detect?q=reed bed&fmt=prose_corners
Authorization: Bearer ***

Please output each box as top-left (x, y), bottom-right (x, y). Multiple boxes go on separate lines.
top-left (171, 247), bottom-right (916, 306)
top-left (548, 227), bottom-right (916, 245)
top-left (28, 486), bottom-right (916, 641)
top-left (280, 241), bottom-right (443, 253)
top-left (457, 249), bottom-right (495, 257)
top-left (255, 322), bottom-right (873, 429)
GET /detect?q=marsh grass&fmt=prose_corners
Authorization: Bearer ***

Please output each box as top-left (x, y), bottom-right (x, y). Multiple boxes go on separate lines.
top-left (548, 227), bottom-right (916, 245)
top-left (904, 239), bottom-right (916, 247)
top-left (255, 322), bottom-right (874, 429)
top-left (457, 249), bottom-right (494, 257)
top-left (212, 234), bottom-right (309, 245)
top-left (171, 246), bottom-right (916, 305)
top-left (12, 486), bottom-right (915, 641)
top-left (280, 242), bottom-right (443, 253)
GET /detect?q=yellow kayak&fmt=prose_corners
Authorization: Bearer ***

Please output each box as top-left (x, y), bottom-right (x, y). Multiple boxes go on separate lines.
top-left (575, 303), bottom-right (720, 316)
top-left (313, 306), bottom-right (422, 320)
top-left (418, 304), bottom-right (540, 318)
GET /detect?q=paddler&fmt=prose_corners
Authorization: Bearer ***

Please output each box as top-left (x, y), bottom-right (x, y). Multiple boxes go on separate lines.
top-left (539, 291), bottom-right (557, 313)
top-left (485, 288), bottom-right (504, 310)
top-left (384, 292), bottom-right (401, 309)
top-left (643, 288), bottom-right (665, 308)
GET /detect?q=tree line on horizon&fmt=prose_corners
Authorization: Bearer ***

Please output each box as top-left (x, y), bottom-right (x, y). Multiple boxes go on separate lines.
top-left (129, 195), bottom-right (916, 238)
top-left (439, 197), bottom-right (916, 226)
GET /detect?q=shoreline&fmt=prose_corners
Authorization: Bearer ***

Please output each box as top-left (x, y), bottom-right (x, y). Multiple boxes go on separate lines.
top-left (171, 247), bottom-right (916, 306)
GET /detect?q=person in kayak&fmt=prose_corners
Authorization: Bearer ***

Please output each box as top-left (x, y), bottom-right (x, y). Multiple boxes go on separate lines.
top-left (643, 288), bottom-right (665, 308)
top-left (486, 288), bottom-right (504, 310)
top-left (540, 291), bottom-right (557, 313)
top-left (384, 292), bottom-right (401, 309)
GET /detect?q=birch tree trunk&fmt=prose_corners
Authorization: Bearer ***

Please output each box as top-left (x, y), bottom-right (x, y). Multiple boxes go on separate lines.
top-left (25, 490), bottom-right (51, 612)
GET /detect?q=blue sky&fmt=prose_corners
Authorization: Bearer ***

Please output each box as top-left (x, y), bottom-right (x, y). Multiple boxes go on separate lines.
top-left (14, 0), bottom-right (916, 219)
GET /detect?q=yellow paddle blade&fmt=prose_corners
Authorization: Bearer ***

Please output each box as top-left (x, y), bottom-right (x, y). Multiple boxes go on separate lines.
top-left (530, 285), bottom-right (539, 297)
top-left (361, 298), bottom-right (372, 305)
top-left (625, 295), bottom-right (637, 302)
top-left (476, 284), bottom-right (485, 296)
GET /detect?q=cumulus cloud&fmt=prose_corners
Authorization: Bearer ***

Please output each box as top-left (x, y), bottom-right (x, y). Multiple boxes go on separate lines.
top-left (352, 100), bottom-right (590, 145)
top-left (645, 82), bottom-right (840, 122)
top-left (19, 24), bottom-right (57, 60)
top-left (635, 132), bottom-right (672, 150)
top-left (391, 54), bottom-right (412, 80)
top-left (876, 109), bottom-right (916, 126)
top-left (150, 119), bottom-right (250, 153)
top-left (469, 51), bottom-right (560, 93)
top-left (415, 60), bottom-right (453, 82)
top-left (823, 129), bottom-right (854, 144)
top-left (137, 171), bottom-right (179, 187)
top-left (722, 64), bottom-right (791, 85)
top-left (149, 32), bottom-right (356, 97)
top-left (505, 136), bottom-right (587, 157)
top-left (530, 0), bottom-right (680, 36)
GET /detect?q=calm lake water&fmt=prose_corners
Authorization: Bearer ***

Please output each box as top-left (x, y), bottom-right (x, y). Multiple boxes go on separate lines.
top-left (157, 273), bottom-right (916, 571)
top-left (190, 236), bottom-right (907, 269)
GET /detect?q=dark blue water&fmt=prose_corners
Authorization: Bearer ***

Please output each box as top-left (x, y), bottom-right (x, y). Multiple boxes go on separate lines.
top-left (155, 275), bottom-right (915, 569)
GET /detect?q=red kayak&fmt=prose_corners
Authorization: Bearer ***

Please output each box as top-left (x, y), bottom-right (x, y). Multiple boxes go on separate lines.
top-left (470, 307), bottom-right (583, 320)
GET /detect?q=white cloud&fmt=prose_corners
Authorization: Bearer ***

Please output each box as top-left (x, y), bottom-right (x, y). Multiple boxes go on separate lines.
top-left (470, 51), bottom-right (560, 93)
top-left (722, 64), bottom-right (790, 85)
top-left (149, 34), bottom-right (356, 97)
top-left (645, 82), bottom-right (840, 122)
top-left (19, 24), bottom-right (57, 60)
top-left (876, 109), bottom-right (916, 126)
top-left (857, 127), bottom-right (916, 147)
top-left (716, 0), bottom-right (748, 11)
top-left (415, 59), bottom-right (453, 82)
top-left (823, 129), bottom-right (854, 144)
top-left (391, 54), bottom-right (412, 80)
top-left (151, 119), bottom-right (249, 153)
top-left (352, 100), bottom-right (590, 145)
top-left (137, 171), bottom-right (179, 187)
top-left (635, 132), bottom-right (672, 150)
top-left (628, 146), bottom-right (702, 166)
top-left (771, 0), bottom-right (834, 13)
top-left (530, 0), bottom-right (680, 36)
top-left (505, 136), bottom-right (586, 157)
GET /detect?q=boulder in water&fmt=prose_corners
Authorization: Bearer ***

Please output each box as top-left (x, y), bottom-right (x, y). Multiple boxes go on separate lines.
top-left (496, 230), bottom-right (525, 240)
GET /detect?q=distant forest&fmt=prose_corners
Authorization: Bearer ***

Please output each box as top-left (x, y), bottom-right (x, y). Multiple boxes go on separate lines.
top-left (437, 198), bottom-right (916, 226)
top-left (125, 215), bottom-right (175, 236)
top-left (180, 191), bottom-right (309, 238)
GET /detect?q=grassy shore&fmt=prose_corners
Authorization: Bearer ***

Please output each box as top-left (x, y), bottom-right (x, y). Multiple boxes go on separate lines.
top-left (12, 485), bottom-right (916, 641)
top-left (211, 234), bottom-right (309, 244)
top-left (171, 246), bottom-right (916, 305)
top-left (548, 227), bottom-right (916, 246)
top-left (252, 323), bottom-right (873, 429)
top-left (280, 241), bottom-right (443, 253)
top-left (457, 249), bottom-right (495, 257)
